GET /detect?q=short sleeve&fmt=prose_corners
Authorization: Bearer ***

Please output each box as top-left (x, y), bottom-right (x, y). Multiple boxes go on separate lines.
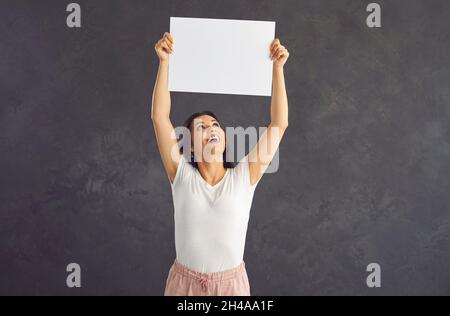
top-left (170, 154), bottom-right (194, 188)
top-left (234, 155), bottom-right (259, 190)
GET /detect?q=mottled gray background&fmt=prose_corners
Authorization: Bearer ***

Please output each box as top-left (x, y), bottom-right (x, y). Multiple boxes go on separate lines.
top-left (1, 0), bottom-right (449, 295)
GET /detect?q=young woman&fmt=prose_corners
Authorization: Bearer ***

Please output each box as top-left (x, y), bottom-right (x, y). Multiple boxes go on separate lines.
top-left (151, 32), bottom-right (289, 296)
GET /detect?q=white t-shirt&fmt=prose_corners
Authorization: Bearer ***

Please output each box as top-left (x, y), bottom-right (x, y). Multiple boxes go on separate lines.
top-left (170, 154), bottom-right (259, 273)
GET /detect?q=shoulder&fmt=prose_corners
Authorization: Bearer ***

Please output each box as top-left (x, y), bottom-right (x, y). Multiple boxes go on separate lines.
top-left (170, 154), bottom-right (196, 187)
top-left (232, 155), bottom-right (259, 189)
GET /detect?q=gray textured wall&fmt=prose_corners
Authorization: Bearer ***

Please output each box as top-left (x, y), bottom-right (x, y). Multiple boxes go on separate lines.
top-left (1, 0), bottom-right (450, 295)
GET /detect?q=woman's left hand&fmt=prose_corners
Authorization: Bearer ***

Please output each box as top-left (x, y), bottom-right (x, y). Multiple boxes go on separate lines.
top-left (270, 38), bottom-right (290, 68)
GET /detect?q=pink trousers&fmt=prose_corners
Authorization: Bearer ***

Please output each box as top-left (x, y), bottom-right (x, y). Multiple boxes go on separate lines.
top-left (164, 259), bottom-right (251, 296)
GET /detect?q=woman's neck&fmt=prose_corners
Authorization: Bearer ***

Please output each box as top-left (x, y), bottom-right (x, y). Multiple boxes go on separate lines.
top-left (197, 160), bottom-right (227, 186)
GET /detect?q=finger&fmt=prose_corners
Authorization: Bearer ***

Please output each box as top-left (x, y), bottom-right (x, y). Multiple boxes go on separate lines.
top-left (272, 47), bottom-right (283, 59)
top-left (164, 32), bottom-right (174, 45)
top-left (277, 49), bottom-right (288, 60)
top-left (271, 38), bottom-right (280, 47)
top-left (270, 41), bottom-right (280, 51)
top-left (166, 32), bottom-right (174, 44)
top-left (161, 41), bottom-right (171, 53)
top-left (276, 45), bottom-right (285, 52)
top-left (271, 44), bottom-right (285, 59)
top-left (270, 43), bottom-right (280, 57)
top-left (163, 32), bottom-right (173, 44)
top-left (278, 50), bottom-right (289, 60)
top-left (273, 48), bottom-right (287, 60)
top-left (163, 38), bottom-right (173, 50)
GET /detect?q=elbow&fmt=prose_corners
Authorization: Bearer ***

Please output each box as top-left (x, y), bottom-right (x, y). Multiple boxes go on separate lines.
top-left (282, 116), bottom-right (289, 130)
top-left (150, 109), bottom-right (164, 122)
top-left (150, 112), bottom-right (170, 124)
top-left (150, 103), bottom-right (170, 122)
top-left (150, 113), bottom-right (160, 124)
top-left (150, 115), bottom-right (162, 124)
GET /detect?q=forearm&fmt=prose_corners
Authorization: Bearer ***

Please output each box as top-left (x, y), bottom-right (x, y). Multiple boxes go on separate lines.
top-left (151, 61), bottom-right (171, 120)
top-left (270, 66), bottom-right (289, 128)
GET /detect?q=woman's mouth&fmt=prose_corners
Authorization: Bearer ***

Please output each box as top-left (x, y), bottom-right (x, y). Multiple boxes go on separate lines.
top-left (208, 135), bottom-right (220, 143)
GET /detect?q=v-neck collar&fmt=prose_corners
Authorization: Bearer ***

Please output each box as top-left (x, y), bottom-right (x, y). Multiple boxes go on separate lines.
top-left (195, 168), bottom-right (230, 189)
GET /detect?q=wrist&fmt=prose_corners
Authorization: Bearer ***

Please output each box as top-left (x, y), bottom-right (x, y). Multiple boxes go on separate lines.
top-left (273, 65), bottom-right (284, 73)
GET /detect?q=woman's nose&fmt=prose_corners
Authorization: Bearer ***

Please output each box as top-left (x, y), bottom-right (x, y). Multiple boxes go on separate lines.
top-left (206, 126), bottom-right (216, 134)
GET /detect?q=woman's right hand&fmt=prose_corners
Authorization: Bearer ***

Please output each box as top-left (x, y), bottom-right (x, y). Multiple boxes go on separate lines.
top-left (154, 32), bottom-right (174, 63)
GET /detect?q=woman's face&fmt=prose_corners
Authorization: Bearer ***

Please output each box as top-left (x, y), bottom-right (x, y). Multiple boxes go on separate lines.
top-left (191, 115), bottom-right (226, 162)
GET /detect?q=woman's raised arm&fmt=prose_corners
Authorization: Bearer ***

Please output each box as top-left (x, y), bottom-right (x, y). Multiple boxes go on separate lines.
top-left (151, 32), bottom-right (180, 183)
top-left (248, 38), bottom-right (290, 185)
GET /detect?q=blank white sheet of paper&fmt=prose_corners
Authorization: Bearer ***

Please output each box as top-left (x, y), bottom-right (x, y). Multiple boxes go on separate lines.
top-left (169, 17), bottom-right (276, 97)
